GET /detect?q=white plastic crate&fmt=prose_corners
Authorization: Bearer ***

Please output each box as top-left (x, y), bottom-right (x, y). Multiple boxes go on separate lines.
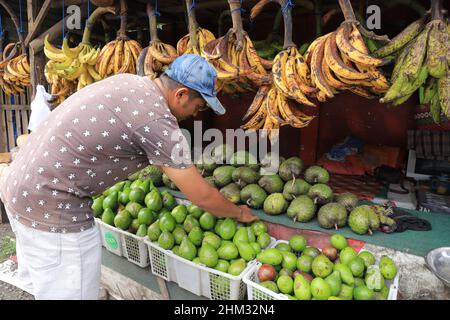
top-left (96, 218), bottom-right (150, 267)
top-left (244, 240), bottom-right (400, 300)
top-left (97, 218), bottom-right (124, 257)
top-left (144, 237), bottom-right (276, 300)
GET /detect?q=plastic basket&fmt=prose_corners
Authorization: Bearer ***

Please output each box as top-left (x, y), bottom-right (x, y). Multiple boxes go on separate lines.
top-left (244, 240), bottom-right (400, 300)
top-left (97, 218), bottom-right (124, 257)
top-left (119, 231), bottom-right (150, 268)
top-left (96, 218), bottom-right (150, 268)
top-left (144, 237), bottom-right (276, 300)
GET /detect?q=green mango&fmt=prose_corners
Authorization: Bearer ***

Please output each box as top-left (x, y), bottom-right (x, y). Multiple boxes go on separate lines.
top-left (354, 285), bottom-right (374, 300)
top-left (171, 205), bottom-right (188, 224)
top-left (145, 189), bottom-right (163, 212)
top-left (334, 263), bottom-right (354, 286)
top-left (129, 188), bottom-right (145, 204)
top-left (250, 242), bottom-right (261, 254)
top-left (102, 192), bottom-right (118, 211)
top-left (158, 231), bottom-right (175, 250)
top-left (259, 281), bottom-right (279, 293)
top-left (214, 260), bottom-right (230, 273)
top-left (147, 220), bottom-right (161, 241)
top-left (172, 226), bottom-right (187, 245)
top-left (114, 210), bottom-right (132, 230)
top-left (325, 270), bottom-right (342, 296)
top-left (235, 241), bottom-right (256, 262)
top-left (228, 258), bottom-right (246, 276)
top-left (179, 236), bottom-right (197, 261)
top-left (202, 232), bottom-right (221, 250)
top-left (199, 212), bottom-right (216, 231)
top-left (281, 251), bottom-right (298, 271)
top-left (256, 248), bottom-right (283, 266)
top-left (340, 246), bottom-right (357, 265)
top-left (257, 233), bottom-right (271, 249)
top-left (139, 180), bottom-right (151, 194)
top-left (136, 224), bottom-right (147, 237)
top-left (217, 241), bottom-right (239, 260)
top-left (159, 212), bottom-right (176, 232)
top-left (137, 208), bottom-right (154, 225)
top-left (251, 221), bottom-right (267, 237)
top-left (118, 188), bottom-right (131, 205)
top-left (199, 243), bottom-right (219, 268)
top-left (310, 278), bottom-right (332, 300)
top-left (294, 275), bottom-right (311, 300)
top-left (380, 256), bottom-right (397, 280)
top-left (183, 215), bottom-right (200, 233)
top-left (101, 208), bottom-right (115, 226)
top-left (277, 275), bottom-right (294, 295)
top-left (187, 204), bottom-right (204, 219)
top-left (338, 284), bottom-right (354, 300)
top-left (125, 202), bottom-right (143, 219)
top-left (130, 179), bottom-right (142, 190)
top-left (217, 218), bottom-right (236, 240)
top-left (162, 191), bottom-right (176, 210)
top-left (130, 218), bottom-right (140, 234)
top-left (91, 196), bottom-right (104, 217)
top-left (188, 226), bottom-right (204, 246)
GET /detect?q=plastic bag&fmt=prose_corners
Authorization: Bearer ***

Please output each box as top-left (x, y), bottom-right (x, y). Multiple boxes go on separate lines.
top-left (28, 85), bottom-right (52, 132)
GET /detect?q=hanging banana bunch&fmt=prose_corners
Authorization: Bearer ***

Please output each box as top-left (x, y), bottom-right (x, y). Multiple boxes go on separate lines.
top-left (0, 42), bottom-right (30, 95)
top-left (44, 6), bottom-right (116, 94)
top-left (202, 0), bottom-right (272, 94)
top-left (176, 0), bottom-right (216, 56)
top-left (241, 0), bottom-right (315, 141)
top-left (137, 0), bottom-right (178, 79)
top-left (375, 0), bottom-right (449, 122)
top-left (95, 0), bottom-right (142, 79)
top-left (302, 0), bottom-right (390, 102)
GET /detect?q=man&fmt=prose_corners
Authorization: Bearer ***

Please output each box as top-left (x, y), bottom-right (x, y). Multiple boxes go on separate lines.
top-left (0, 54), bottom-right (258, 300)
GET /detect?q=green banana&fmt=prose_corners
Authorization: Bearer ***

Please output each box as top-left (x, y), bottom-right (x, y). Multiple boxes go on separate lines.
top-left (438, 72), bottom-right (449, 117)
top-left (403, 25), bottom-right (430, 81)
top-left (419, 86), bottom-right (425, 104)
top-left (392, 92), bottom-right (414, 106)
top-left (430, 91), bottom-right (441, 124)
top-left (374, 17), bottom-right (425, 58)
top-left (391, 42), bottom-right (413, 83)
top-left (397, 65), bottom-right (429, 98)
top-left (426, 20), bottom-right (448, 79)
top-left (422, 77), bottom-right (437, 104)
top-left (380, 74), bottom-right (407, 103)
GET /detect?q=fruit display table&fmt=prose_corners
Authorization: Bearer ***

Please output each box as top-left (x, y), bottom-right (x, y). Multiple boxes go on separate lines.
top-left (162, 188), bottom-right (450, 257)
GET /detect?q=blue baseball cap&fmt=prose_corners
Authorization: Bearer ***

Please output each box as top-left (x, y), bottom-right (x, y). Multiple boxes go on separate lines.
top-left (164, 54), bottom-right (226, 115)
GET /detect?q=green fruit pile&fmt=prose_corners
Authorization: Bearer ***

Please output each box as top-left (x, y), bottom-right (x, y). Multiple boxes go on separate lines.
top-left (151, 207), bottom-right (272, 276)
top-left (255, 233), bottom-right (398, 300)
top-left (92, 176), bottom-right (176, 237)
top-left (195, 146), bottom-right (383, 237)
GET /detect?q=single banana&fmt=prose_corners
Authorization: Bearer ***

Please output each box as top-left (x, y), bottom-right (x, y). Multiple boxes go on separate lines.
top-left (335, 23), bottom-right (384, 67)
top-left (426, 20), bottom-right (448, 79)
top-left (438, 71), bottom-right (449, 117)
top-left (310, 35), bottom-right (334, 98)
top-left (374, 17), bottom-right (425, 57)
top-left (403, 25), bottom-right (430, 81)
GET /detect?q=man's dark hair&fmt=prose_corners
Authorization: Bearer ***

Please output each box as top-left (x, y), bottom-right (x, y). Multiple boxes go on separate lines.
top-left (160, 74), bottom-right (202, 100)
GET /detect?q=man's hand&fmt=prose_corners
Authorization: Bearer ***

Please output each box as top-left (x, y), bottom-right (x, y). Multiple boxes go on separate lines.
top-left (237, 205), bottom-right (259, 223)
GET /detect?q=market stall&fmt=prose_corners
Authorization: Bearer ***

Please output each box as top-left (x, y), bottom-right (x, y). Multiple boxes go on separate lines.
top-left (0, 0), bottom-right (449, 301)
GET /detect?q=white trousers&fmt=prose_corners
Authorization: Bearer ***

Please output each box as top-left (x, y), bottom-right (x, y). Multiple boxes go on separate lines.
top-left (8, 210), bottom-right (102, 300)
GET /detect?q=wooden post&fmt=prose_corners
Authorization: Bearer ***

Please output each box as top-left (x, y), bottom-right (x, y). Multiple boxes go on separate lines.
top-left (24, 0), bottom-right (53, 47)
